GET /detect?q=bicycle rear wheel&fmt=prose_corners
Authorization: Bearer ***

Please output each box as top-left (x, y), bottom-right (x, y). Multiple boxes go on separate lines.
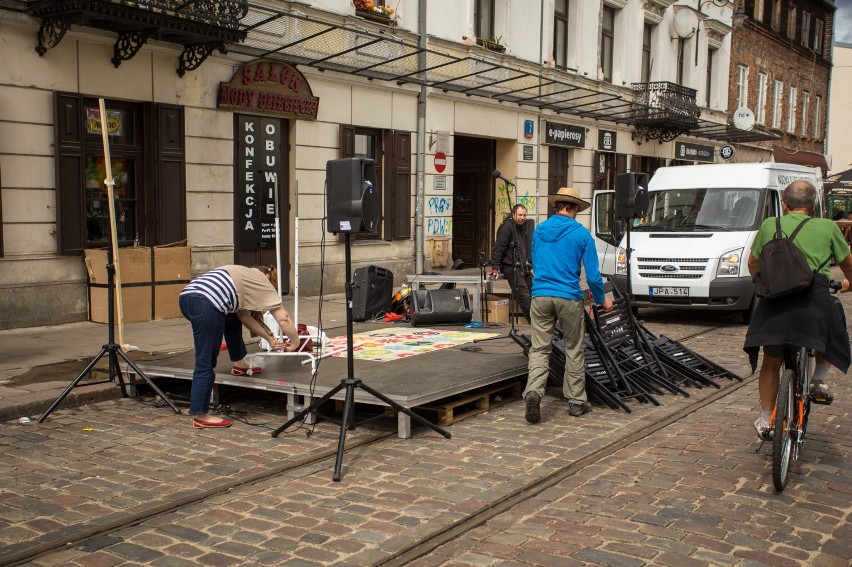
top-left (772, 368), bottom-right (795, 492)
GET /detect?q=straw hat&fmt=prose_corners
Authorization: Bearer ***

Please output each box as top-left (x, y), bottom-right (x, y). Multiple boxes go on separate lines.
top-left (548, 187), bottom-right (591, 212)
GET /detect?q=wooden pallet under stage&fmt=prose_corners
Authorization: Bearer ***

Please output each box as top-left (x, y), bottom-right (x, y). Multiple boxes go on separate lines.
top-left (417, 378), bottom-right (523, 426)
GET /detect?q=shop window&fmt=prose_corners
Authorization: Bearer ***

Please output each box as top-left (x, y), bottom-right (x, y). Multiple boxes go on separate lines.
top-left (55, 93), bottom-right (185, 254)
top-left (339, 125), bottom-right (411, 241)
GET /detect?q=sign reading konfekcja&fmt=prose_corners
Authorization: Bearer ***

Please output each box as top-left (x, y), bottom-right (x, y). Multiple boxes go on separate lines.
top-left (545, 121), bottom-right (585, 148)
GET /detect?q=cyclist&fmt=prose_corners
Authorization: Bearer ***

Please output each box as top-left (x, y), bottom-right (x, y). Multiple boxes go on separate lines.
top-left (744, 180), bottom-right (852, 440)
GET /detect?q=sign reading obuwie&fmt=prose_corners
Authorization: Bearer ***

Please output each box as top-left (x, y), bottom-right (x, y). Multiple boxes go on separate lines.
top-left (219, 59), bottom-right (320, 119)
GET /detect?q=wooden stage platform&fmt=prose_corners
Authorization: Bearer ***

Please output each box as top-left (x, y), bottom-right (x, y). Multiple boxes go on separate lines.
top-left (128, 324), bottom-right (528, 438)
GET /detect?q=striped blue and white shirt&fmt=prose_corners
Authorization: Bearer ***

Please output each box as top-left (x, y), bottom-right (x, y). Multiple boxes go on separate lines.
top-left (180, 268), bottom-right (238, 314)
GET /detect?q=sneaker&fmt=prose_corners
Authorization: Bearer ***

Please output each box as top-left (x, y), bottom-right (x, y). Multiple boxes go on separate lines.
top-left (809, 380), bottom-right (834, 405)
top-left (568, 401), bottom-right (592, 417)
top-left (753, 417), bottom-right (773, 441)
top-left (524, 392), bottom-right (541, 424)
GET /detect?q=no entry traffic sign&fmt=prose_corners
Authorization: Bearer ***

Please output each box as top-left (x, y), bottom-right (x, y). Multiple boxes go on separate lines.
top-left (434, 151), bottom-right (446, 173)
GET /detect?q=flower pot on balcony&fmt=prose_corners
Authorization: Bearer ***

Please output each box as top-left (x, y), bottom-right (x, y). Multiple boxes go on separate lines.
top-left (356, 9), bottom-right (394, 25)
top-left (476, 38), bottom-right (505, 53)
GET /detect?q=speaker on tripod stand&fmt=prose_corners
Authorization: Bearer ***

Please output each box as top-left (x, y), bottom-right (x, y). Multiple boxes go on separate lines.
top-left (272, 157), bottom-right (450, 482)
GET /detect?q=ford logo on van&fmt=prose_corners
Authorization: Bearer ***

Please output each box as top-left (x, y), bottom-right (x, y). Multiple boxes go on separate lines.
top-left (660, 264), bottom-right (679, 273)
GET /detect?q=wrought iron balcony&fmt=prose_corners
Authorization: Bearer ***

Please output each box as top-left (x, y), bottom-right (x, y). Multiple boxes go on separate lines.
top-left (628, 81), bottom-right (700, 143)
top-left (27, 0), bottom-right (248, 76)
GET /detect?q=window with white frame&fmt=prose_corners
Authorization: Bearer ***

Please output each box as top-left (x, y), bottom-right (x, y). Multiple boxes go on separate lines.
top-left (601, 5), bottom-right (615, 83)
top-left (801, 11), bottom-right (811, 45)
top-left (813, 19), bottom-right (823, 53)
top-left (642, 22), bottom-right (652, 84)
top-left (787, 86), bottom-right (797, 132)
top-left (772, 80), bottom-right (783, 129)
top-left (706, 48), bottom-right (715, 107)
top-left (736, 65), bottom-right (749, 109)
top-left (814, 95), bottom-right (822, 138)
top-left (801, 91), bottom-right (809, 136)
top-left (756, 73), bottom-right (768, 124)
top-left (553, 0), bottom-right (569, 68)
top-left (771, 0), bottom-right (781, 31)
top-left (787, 4), bottom-right (796, 39)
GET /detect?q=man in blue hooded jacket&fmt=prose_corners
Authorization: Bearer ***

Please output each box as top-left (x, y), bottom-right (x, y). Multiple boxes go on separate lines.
top-left (524, 187), bottom-right (613, 424)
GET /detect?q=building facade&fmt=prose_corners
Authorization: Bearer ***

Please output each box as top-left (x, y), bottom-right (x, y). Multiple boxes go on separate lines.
top-left (727, 0), bottom-right (834, 168)
top-left (1, 0), bottom-right (782, 329)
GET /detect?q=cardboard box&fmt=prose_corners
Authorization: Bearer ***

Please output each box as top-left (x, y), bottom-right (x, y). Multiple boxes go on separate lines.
top-left (84, 247), bottom-right (152, 285)
top-left (153, 283), bottom-right (183, 320)
top-left (152, 242), bottom-right (190, 320)
top-left (484, 293), bottom-right (511, 323)
top-left (153, 242), bottom-right (191, 282)
top-left (88, 285), bottom-right (153, 324)
top-left (84, 242), bottom-right (190, 323)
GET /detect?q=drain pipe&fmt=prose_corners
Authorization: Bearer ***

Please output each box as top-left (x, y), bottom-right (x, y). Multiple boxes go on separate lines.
top-left (415, 1), bottom-right (427, 273)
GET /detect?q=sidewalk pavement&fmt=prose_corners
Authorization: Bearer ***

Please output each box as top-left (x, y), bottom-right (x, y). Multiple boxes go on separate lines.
top-left (0, 291), bottom-right (350, 423)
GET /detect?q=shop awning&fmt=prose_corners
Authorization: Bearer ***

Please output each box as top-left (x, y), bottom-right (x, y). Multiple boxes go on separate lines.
top-left (772, 146), bottom-right (829, 170)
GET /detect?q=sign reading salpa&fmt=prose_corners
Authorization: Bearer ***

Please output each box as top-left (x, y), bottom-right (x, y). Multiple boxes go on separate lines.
top-left (544, 121), bottom-right (585, 148)
top-left (219, 59), bottom-right (320, 119)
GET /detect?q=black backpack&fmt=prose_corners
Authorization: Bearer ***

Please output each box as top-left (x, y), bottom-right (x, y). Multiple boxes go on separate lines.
top-left (754, 216), bottom-right (829, 299)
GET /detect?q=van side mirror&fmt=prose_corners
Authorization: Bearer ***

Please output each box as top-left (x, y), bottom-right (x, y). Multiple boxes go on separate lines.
top-left (612, 219), bottom-right (625, 244)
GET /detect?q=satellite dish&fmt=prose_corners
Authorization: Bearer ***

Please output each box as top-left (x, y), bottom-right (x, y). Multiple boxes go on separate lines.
top-left (733, 107), bottom-right (755, 131)
top-left (671, 9), bottom-right (698, 39)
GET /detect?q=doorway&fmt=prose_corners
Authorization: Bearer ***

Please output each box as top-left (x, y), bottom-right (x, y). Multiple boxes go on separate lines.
top-left (452, 136), bottom-right (495, 266)
top-left (547, 146), bottom-right (569, 218)
top-left (234, 115), bottom-right (291, 293)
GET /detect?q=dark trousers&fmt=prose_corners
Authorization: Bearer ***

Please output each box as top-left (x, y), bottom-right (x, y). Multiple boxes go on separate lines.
top-left (502, 263), bottom-right (532, 323)
top-left (179, 294), bottom-right (247, 415)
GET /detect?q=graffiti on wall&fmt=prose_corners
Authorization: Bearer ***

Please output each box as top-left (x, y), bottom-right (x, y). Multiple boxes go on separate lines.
top-left (427, 196), bottom-right (452, 215)
top-left (496, 183), bottom-right (535, 217)
top-left (426, 217), bottom-right (452, 236)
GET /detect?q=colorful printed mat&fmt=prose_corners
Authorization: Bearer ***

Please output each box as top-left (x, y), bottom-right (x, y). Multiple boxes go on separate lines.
top-left (322, 327), bottom-right (499, 362)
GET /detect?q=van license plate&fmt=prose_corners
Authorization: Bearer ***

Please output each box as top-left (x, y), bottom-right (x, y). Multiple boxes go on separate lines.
top-left (650, 287), bottom-right (689, 297)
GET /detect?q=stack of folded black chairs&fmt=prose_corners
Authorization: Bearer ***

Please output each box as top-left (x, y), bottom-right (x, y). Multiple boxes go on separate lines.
top-left (510, 282), bottom-right (741, 413)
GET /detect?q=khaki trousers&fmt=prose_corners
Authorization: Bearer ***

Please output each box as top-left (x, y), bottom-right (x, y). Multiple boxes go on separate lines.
top-left (524, 296), bottom-right (586, 403)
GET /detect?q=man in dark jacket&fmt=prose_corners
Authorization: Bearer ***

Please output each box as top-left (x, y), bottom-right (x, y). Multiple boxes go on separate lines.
top-left (489, 204), bottom-right (531, 323)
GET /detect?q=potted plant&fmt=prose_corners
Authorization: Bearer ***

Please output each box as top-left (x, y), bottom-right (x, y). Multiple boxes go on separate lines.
top-left (477, 36), bottom-right (505, 53)
top-left (353, 1), bottom-right (396, 25)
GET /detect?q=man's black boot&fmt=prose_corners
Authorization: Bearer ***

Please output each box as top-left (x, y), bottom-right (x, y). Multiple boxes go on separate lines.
top-left (525, 392), bottom-right (541, 424)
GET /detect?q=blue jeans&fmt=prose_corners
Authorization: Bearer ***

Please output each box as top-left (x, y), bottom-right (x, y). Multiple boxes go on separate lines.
top-left (179, 294), bottom-right (247, 415)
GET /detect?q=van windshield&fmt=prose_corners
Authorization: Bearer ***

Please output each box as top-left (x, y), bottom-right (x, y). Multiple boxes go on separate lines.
top-left (633, 188), bottom-right (764, 232)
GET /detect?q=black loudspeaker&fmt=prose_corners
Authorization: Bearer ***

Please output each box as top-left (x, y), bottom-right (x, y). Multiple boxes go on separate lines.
top-left (615, 172), bottom-right (650, 219)
top-left (410, 288), bottom-right (473, 326)
top-left (351, 265), bottom-right (394, 322)
top-left (326, 158), bottom-right (380, 234)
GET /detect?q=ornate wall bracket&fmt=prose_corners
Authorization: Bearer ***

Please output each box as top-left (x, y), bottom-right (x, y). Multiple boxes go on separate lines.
top-left (112, 31), bottom-right (154, 67)
top-left (632, 125), bottom-right (691, 144)
top-left (177, 42), bottom-right (225, 77)
top-left (36, 16), bottom-right (72, 56)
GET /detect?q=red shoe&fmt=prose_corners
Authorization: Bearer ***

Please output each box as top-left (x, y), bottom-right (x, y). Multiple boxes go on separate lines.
top-left (231, 366), bottom-right (262, 376)
top-left (192, 417), bottom-right (232, 428)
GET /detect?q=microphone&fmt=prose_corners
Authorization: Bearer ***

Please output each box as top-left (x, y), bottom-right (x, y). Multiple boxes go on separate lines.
top-left (491, 169), bottom-right (515, 186)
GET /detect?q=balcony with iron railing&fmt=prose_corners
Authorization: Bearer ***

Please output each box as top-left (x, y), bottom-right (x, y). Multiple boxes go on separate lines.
top-left (628, 81), bottom-right (700, 142)
top-left (27, 0), bottom-right (248, 75)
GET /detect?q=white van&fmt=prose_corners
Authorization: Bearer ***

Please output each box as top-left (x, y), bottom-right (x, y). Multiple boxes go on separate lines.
top-left (592, 162), bottom-right (824, 322)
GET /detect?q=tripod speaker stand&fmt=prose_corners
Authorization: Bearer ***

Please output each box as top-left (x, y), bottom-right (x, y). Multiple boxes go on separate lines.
top-left (476, 241), bottom-right (527, 344)
top-left (39, 98), bottom-right (179, 422)
top-left (38, 254), bottom-right (181, 422)
top-left (271, 233), bottom-right (451, 481)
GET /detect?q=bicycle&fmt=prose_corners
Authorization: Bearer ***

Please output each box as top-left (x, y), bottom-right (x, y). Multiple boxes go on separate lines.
top-left (765, 279), bottom-right (841, 492)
